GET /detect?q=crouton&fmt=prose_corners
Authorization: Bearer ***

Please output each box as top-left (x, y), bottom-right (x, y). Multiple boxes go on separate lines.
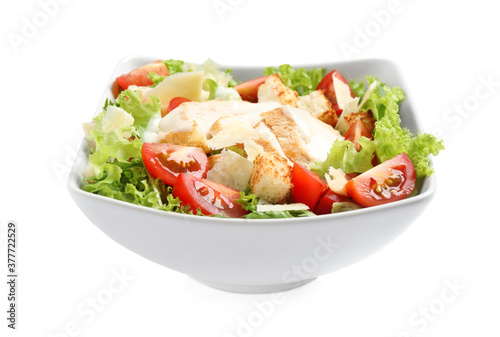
top-left (342, 110), bottom-right (376, 133)
top-left (257, 74), bottom-right (299, 107)
top-left (159, 120), bottom-right (210, 153)
top-left (260, 108), bottom-right (312, 166)
top-left (297, 90), bottom-right (338, 127)
top-left (250, 152), bottom-right (293, 204)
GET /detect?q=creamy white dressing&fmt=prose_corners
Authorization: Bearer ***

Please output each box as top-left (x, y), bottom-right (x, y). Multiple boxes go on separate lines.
top-left (253, 122), bottom-right (290, 161)
top-left (158, 101), bottom-right (280, 137)
top-left (281, 106), bottom-right (344, 162)
top-left (214, 86), bottom-right (241, 101)
top-left (231, 101), bottom-right (281, 127)
top-left (281, 105), bottom-right (312, 142)
top-left (158, 100), bottom-right (343, 164)
top-left (172, 119), bottom-right (195, 133)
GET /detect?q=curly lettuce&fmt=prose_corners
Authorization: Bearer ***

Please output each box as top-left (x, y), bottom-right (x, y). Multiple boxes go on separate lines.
top-left (83, 96), bottom-right (191, 214)
top-left (351, 76), bottom-right (444, 177)
top-left (83, 160), bottom-right (193, 213)
top-left (115, 89), bottom-right (161, 134)
top-left (310, 138), bottom-right (376, 177)
top-left (264, 64), bottom-right (325, 96)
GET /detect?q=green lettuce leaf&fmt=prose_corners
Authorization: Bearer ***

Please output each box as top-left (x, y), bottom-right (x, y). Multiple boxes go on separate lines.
top-left (351, 76), bottom-right (405, 120)
top-left (225, 68), bottom-right (238, 87)
top-left (310, 138), bottom-right (376, 177)
top-left (352, 76), bottom-right (444, 177)
top-left (264, 64), bottom-right (325, 96)
top-left (164, 59), bottom-right (185, 75)
top-left (83, 159), bottom-right (194, 213)
top-left (236, 191), bottom-right (259, 211)
top-left (374, 121), bottom-right (444, 177)
top-left (87, 125), bottom-right (142, 179)
top-left (204, 78), bottom-right (218, 100)
top-left (83, 159), bottom-right (159, 207)
top-left (148, 72), bottom-right (166, 87)
top-left (115, 89), bottom-right (161, 134)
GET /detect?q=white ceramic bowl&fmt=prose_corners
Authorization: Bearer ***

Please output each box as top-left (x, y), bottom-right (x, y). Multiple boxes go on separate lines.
top-left (68, 56), bottom-right (436, 293)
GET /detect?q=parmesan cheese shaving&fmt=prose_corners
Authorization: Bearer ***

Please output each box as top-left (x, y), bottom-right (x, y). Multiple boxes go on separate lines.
top-left (325, 167), bottom-right (349, 196)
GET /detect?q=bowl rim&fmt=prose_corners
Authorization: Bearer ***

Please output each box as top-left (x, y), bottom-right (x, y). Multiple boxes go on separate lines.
top-left (68, 56), bottom-right (437, 226)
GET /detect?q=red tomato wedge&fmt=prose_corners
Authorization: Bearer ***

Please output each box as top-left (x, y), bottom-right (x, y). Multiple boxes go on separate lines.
top-left (343, 120), bottom-right (373, 151)
top-left (166, 97), bottom-right (190, 115)
top-left (315, 190), bottom-right (351, 215)
top-left (343, 120), bottom-right (378, 166)
top-left (291, 163), bottom-right (329, 211)
top-left (141, 143), bottom-right (208, 186)
top-left (345, 153), bottom-right (416, 207)
top-left (115, 60), bottom-right (169, 91)
top-left (316, 70), bottom-right (354, 115)
top-left (111, 79), bottom-right (122, 99)
top-left (233, 75), bottom-right (270, 102)
top-left (173, 174), bottom-right (248, 217)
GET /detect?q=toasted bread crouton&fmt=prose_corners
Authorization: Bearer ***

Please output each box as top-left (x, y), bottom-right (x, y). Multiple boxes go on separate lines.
top-left (297, 90), bottom-right (338, 127)
top-left (159, 120), bottom-right (210, 153)
top-left (342, 110), bottom-right (376, 133)
top-left (250, 152), bottom-right (293, 204)
top-left (257, 74), bottom-right (299, 107)
top-left (260, 108), bottom-right (312, 166)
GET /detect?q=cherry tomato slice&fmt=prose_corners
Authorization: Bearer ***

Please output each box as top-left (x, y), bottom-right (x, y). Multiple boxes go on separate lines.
top-left (233, 75), bottom-right (270, 102)
top-left (173, 173), bottom-right (248, 217)
top-left (166, 97), bottom-right (190, 115)
top-left (115, 60), bottom-right (169, 91)
top-left (291, 163), bottom-right (329, 211)
top-left (345, 153), bottom-right (416, 207)
top-left (316, 70), bottom-right (354, 115)
top-left (343, 120), bottom-right (373, 151)
top-left (315, 190), bottom-right (351, 215)
top-left (343, 119), bottom-right (378, 166)
top-left (141, 143), bottom-right (208, 186)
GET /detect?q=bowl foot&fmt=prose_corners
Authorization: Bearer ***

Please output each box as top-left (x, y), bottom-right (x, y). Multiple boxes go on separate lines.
top-left (191, 277), bottom-right (317, 294)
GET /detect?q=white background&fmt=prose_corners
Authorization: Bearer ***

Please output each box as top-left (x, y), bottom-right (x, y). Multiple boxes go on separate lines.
top-left (1, 0), bottom-right (499, 336)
